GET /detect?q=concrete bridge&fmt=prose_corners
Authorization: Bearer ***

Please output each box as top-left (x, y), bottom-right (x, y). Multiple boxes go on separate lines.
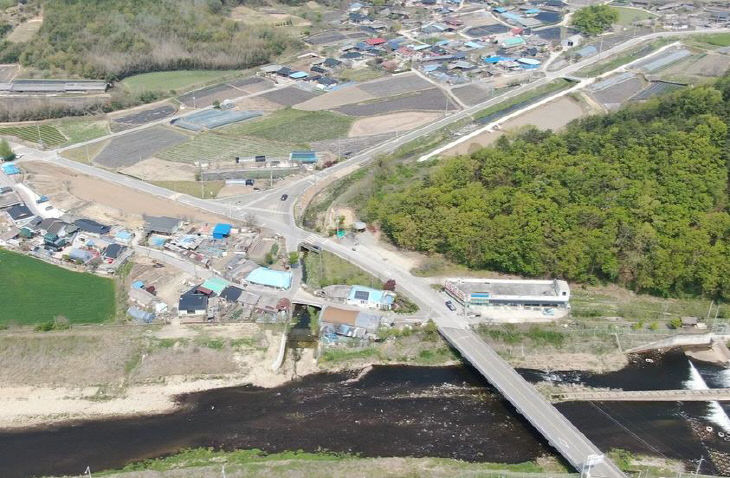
top-left (440, 327), bottom-right (625, 478)
top-left (552, 388), bottom-right (730, 403)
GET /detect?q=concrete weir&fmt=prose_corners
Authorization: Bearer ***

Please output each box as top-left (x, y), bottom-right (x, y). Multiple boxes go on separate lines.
top-left (439, 327), bottom-right (625, 478)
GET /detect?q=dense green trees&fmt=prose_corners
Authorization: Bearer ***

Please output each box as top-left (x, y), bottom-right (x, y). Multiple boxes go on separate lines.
top-left (365, 79), bottom-right (730, 300)
top-left (571, 5), bottom-right (618, 35)
top-left (0, 0), bottom-right (298, 79)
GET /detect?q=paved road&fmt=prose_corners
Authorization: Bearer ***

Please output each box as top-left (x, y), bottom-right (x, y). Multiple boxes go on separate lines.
top-left (12, 28), bottom-right (729, 474)
top-left (441, 327), bottom-right (624, 478)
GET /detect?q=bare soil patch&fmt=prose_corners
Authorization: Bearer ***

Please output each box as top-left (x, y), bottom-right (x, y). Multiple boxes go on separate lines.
top-left (6, 17), bottom-right (41, 43)
top-left (119, 157), bottom-right (198, 182)
top-left (661, 52), bottom-right (730, 79)
top-left (445, 96), bottom-right (588, 156)
top-left (233, 94), bottom-right (284, 112)
top-left (22, 161), bottom-right (226, 226)
top-left (349, 111), bottom-right (442, 137)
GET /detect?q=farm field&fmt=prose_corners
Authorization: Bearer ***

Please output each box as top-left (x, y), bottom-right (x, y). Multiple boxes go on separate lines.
top-left (306, 29), bottom-right (368, 46)
top-left (120, 70), bottom-right (243, 95)
top-left (60, 140), bottom-right (110, 164)
top-left (0, 249), bottom-right (115, 325)
top-left (473, 79), bottom-right (572, 121)
top-left (157, 131), bottom-right (295, 164)
top-left (657, 52), bottom-right (730, 83)
top-left (613, 6), bottom-right (656, 26)
top-left (451, 83), bottom-right (494, 106)
top-left (445, 96), bottom-right (589, 156)
top-left (0, 119), bottom-right (109, 148)
top-left (338, 68), bottom-right (386, 82)
top-left (335, 88), bottom-right (459, 116)
top-left (120, 158), bottom-right (198, 181)
top-left (259, 85), bottom-right (320, 107)
top-left (349, 111), bottom-right (441, 137)
top-left (357, 73), bottom-right (433, 98)
top-left (93, 126), bottom-right (189, 169)
top-left (0, 124), bottom-right (66, 147)
top-left (113, 105), bottom-right (177, 127)
top-left (589, 73), bottom-right (645, 109)
top-left (225, 108), bottom-right (353, 143)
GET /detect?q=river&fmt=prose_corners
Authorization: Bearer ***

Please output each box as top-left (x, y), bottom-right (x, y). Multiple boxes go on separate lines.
top-left (0, 351), bottom-right (729, 477)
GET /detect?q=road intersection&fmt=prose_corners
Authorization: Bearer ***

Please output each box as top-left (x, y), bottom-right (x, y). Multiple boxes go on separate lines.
top-left (10, 28), bottom-right (730, 475)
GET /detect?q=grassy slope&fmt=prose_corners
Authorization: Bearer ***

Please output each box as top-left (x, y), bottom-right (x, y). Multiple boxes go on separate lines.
top-left (121, 70), bottom-right (244, 95)
top-left (225, 108), bottom-right (354, 143)
top-left (0, 249), bottom-right (116, 325)
top-left (99, 448), bottom-right (556, 477)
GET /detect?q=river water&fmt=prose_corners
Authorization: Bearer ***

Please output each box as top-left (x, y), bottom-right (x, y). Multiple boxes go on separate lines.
top-left (1, 351), bottom-right (729, 477)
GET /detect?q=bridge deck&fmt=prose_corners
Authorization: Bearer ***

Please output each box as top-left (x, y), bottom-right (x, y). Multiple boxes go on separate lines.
top-left (440, 327), bottom-right (624, 478)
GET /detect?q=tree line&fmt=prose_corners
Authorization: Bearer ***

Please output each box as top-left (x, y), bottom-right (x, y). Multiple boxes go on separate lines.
top-left (364, 77), bottom-right (730, 300)
top-left (0, 0), bottom-right (300, 79)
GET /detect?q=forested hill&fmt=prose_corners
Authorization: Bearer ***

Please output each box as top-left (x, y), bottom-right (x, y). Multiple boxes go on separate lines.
top-left (0, 0), bottom-right (298, 79)
top-left (366, 78), bottom-right (730, 300)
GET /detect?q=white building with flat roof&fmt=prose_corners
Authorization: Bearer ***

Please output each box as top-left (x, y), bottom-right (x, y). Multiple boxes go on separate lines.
top-left (444, 278), bottom-right (570, 320)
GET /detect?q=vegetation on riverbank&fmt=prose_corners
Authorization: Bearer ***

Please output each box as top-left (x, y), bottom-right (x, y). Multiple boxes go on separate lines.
top-left (363, 76), bottom-right (730, 300)
top-left (97, 447), bottom-right (558, 477)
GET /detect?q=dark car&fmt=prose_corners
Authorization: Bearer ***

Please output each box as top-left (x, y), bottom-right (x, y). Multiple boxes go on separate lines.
top-left (280, 194), bottom-right (288, 201)
top-left (445, 300), bottom-right (456, 311)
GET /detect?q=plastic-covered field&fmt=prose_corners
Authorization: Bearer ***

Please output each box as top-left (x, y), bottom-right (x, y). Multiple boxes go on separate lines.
top-left (636, 49), bottom-right (691, 73)
top-left (171, 109), bottom-right (262, 131)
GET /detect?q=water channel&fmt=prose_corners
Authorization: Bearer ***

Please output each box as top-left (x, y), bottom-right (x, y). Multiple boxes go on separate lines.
top-left (0, 351), bottom-right (729, 477)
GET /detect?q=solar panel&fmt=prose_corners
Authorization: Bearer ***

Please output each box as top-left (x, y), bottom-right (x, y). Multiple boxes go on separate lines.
top-left (354, 290), bottom-right (370, 300)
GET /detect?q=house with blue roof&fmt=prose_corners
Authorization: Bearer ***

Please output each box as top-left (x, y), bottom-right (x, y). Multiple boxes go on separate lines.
top-left (347, 285), bottom-right (396, 310)
top-left (213, 223), bottom-right (232, 239)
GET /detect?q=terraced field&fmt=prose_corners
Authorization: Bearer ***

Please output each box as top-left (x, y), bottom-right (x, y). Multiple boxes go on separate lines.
top-left (157, 132), bottom-right (295, 164)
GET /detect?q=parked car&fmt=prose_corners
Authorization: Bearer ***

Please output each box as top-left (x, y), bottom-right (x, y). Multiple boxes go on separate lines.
top-left (280, 194), bottom-right (288, 201)
top-left (445, 300), bottom-right (456, 311)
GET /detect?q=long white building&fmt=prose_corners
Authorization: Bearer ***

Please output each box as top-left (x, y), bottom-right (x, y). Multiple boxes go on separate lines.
top-left (444, 278), bottom-right (570, 310)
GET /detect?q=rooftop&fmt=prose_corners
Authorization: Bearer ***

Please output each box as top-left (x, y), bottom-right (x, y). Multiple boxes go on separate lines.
top-left (246, 267), bottom-right (292, 289)
top-left (445, 278), bottom-right (570, 300)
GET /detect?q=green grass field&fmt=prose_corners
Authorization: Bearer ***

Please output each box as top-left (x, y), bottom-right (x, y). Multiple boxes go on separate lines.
top-left (612, 6), bottom-right (655, 26)
top-left (0, 249), bottom-right (116, 325)
top-left (691, 33), bottom-right (730, 48)
top-left (301, 250), bottom-right (382, 289)
top-left (225, 108), bottom-right (354, 144)
top-left (54, 119), bottom-right (110, 144)
top-left (120, 70), bottom-right (244, 95)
